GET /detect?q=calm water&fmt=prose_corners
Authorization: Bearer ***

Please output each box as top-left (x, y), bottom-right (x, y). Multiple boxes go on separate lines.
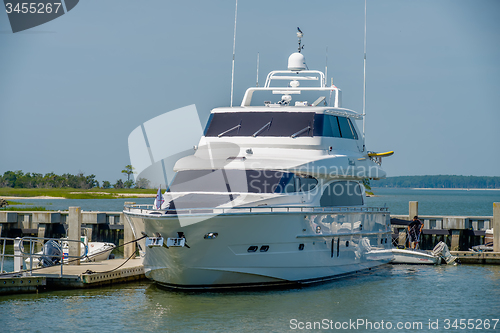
top-left (1, 265), bottom-right (499, 332)
top-left (367, 188), bottom-right (500, 216)
top-left (6, 197), bottom-right (154, 212)
top-left (1, 189), bottom-right (500, 332)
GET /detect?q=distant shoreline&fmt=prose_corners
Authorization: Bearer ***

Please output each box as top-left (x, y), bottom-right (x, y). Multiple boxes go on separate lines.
top-left (372, 187), bottom-right (500, 191)
top-left (1, 193), bottom-right (156, 200)
top-left (1, 196), bottom-right (66, 200)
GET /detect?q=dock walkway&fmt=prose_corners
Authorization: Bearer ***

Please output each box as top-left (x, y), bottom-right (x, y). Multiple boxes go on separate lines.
top-left (450, 251), bottom-right (500, 265)
top-left (0, 257), bottom-right (145, 295)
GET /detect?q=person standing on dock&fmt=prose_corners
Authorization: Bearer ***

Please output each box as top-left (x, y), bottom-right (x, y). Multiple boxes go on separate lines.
top-left (408, 216), bottom-right (424, 249)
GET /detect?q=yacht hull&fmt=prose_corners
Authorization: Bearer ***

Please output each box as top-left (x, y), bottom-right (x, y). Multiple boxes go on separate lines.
top-left (125, 209), bottom-right (393, 289)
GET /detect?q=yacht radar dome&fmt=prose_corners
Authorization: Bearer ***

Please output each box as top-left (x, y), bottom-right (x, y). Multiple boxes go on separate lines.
top-left (288, 53), bottom-right (306, 71)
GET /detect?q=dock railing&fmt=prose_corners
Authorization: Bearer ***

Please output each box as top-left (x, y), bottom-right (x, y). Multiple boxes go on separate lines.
top-left (0, 236), bottom-right (87, 278)
top-left (390, 201), bottom-right (499, 251)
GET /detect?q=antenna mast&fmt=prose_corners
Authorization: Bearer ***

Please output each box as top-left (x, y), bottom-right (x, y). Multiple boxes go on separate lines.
top-left (256, 52), bottom-right (260, 87)
top-left (362, 0), bottom-right (367, 151)
top-left (325, 47), bottom-right (328, 87)
top-left (230, 0), bottom-right (238, 107)
top-left (297, 27), bottom-right (303, 52)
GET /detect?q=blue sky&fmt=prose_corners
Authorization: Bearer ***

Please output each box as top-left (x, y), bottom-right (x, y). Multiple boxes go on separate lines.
top-left (1, 0), bottom-right (499, 184)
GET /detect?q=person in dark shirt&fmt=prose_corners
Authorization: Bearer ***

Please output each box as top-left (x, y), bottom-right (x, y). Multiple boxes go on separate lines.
top-left (408, 216), bottom-right (424, 249)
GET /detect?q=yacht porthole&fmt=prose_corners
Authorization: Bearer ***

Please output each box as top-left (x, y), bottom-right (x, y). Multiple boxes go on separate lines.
top-left (260, 245), bottom-right (269, 252)
top-left (298, 244), bottom-right (304, 250)
top-left (346, 241), bottom-right (349, 247)
top-left (247, 246), bottom-right (258, 253)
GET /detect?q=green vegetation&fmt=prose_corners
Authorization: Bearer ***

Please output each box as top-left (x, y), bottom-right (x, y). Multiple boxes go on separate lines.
top-left (0, 170), bottom-right (99, 189)
top-left (0, 188), bottom-right (156, 199)
top-left (121, 165), bottom-right (136, 188)
top-left (6, 201), bottom-right (23, 206)
top-left (0, 166), bottom-right (153, 192)
top-left (372, 175), bottom-right (500, 189)
top-left (0, 206), bottom-right (47, 211)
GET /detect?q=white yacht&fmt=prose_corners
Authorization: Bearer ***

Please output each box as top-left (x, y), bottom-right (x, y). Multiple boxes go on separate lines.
top-left (124, 31), bottom-right (393, 289)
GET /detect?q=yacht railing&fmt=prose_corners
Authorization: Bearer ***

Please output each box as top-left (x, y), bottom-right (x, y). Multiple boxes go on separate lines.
top-left (124, 204), bottom-right (389, 216)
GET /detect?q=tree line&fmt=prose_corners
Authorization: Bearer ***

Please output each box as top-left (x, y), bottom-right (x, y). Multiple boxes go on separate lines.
top-left (372, 175), bottom-right (500, 189)
top-left (0, 165), bottom-right (150, 189)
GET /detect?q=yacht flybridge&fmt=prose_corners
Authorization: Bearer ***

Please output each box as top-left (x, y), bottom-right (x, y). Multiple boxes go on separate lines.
top-left (124, 31), bottom-right (393, 289)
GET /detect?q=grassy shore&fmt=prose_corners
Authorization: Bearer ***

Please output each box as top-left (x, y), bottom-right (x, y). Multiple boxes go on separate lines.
top-left (0, 206), bottom-right (47, 211)
top-left (0, 188), bottom-right (157, 199)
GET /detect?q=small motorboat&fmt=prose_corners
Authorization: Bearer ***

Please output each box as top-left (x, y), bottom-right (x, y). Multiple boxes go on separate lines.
top-left (25, 237), bottom-right (115, 268)
top-left (470, 229), bottom-right (494, 252)
top-left (391, 242), bottom-right (457, 265)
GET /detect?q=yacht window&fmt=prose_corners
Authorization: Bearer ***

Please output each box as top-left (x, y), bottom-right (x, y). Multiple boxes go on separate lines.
top-left (247, 170), bottom-right (284, 193)
top-left (313, 114), bottom-right (341, 138)
top-left (247, 246), bottom-right (258, 253)
top-left (203, 113), bottom-right (214, 136)
top-left (320, 181), bottom-right (364, 207)
top-left (275, 172), bottom-right (296, 193)
top-left (297, 176), bottom-right (318, 192)
top-left (204, 112), bottom-right (314, 137)
top-left (347, 119), bottom-right (359, 140)
top-left (338, 117), bottom-right (358, 140)
top-left (169, 169), bottom-right (317, 194)
top-left (275, 173), bottom-right (318, 193)
top-left (313, 114), bottom-right (356, 139)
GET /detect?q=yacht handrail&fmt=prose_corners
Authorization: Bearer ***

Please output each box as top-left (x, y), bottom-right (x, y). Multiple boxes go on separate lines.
top-left (124, 204), bottom-right (389, 216)
top-left (264, 70), bottom-right (325, 88)
top-left (239, 67), bottom-right (342, 107)
top-left (241, 86), bottom-right (340, 107)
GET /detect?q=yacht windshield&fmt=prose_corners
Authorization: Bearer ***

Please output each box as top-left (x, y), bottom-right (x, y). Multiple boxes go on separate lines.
top-left (205, 112), bottom-right (314, 137)
top-left (204, 112), bottom-right (358, 139)
top-left (168, 169), bottom-right (317, 194)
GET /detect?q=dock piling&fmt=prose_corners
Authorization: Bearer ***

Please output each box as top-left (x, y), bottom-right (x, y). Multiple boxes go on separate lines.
top-left (409, 201), bottom-right (418, 219)
top-left (494, 202), bottom-right (499, 252)
top-left (13, 237), bottom-right (23, 272)
top-left (68, 207), bottom-right (82, 265)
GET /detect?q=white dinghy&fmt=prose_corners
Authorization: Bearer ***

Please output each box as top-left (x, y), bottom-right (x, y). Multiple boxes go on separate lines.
top-left (391, 242), bottom-right (457, 265)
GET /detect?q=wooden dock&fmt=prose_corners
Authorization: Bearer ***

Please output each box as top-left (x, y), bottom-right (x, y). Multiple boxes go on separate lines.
top-left (0, 258), bottom-right (145, 295)
top-left (0, 276), bottom-right (46, 295)
top-left (451, 251), bottom-right (500, 265)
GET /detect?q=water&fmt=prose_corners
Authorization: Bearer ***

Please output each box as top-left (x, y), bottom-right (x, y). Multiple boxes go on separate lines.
top-left (366, 188), bottom-right (500, 216)
top-left (1, 265), bottom-right (499, 332)
top-left (1, 189), bottom-right (500, 332)
top-left (5, 197), bottom-right (153, 212)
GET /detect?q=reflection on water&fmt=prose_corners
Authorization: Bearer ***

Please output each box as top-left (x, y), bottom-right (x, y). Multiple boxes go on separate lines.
top-left (1, 265), bottom-right (499, 332)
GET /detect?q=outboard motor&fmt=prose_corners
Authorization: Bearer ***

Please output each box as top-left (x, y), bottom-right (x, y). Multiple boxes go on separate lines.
top-left (39, 240), bottom-right (62, 267)
top-left (431, 241), bottom-right (457, 265)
